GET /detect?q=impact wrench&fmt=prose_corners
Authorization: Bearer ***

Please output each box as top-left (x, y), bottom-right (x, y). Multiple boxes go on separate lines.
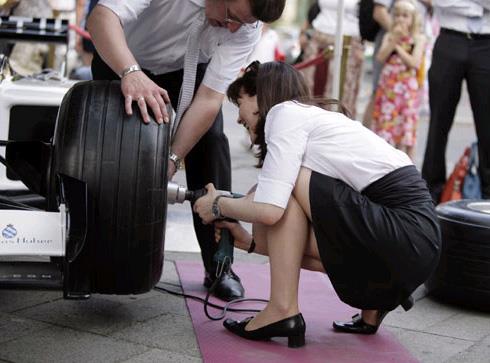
top-left (167, 181), bottom-right (253, 319)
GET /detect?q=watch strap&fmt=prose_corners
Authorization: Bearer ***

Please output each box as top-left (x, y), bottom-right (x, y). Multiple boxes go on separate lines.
top-left (169, 152), bottom-right (183, 169)
top-left (212, 195), bottom-right (227, 219)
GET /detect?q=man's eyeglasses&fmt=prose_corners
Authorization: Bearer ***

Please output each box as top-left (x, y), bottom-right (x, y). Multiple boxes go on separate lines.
top-left (224, 1), bottom-right (259, 30)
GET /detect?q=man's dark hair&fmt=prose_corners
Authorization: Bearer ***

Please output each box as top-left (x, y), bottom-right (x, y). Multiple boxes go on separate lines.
top-left (250, 0), bottom-right (286, 23)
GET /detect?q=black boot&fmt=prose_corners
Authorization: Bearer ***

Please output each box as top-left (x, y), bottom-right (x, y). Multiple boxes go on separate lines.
top-left (223, 313), bottom-right (306, 348)
top-left (204, 267), bottom-right (244, 302)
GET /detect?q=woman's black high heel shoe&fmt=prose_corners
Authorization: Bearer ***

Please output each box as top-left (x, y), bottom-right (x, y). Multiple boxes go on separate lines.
top-left (332, 296), bottom-right (414, 335)
top-left (332, 310), bottom-right (389, 335)
top-left (223, 313), bottom-right (306, 348)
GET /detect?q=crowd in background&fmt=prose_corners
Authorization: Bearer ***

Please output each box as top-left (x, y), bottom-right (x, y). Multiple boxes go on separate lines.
top-left (297, 0), bottom-right (434, 157)
top-left (296, 0), bottom-right (489, 203)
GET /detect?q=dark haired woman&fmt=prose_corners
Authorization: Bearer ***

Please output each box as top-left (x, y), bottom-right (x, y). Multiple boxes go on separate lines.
top-left (194, 61), bottom-right (440, 348)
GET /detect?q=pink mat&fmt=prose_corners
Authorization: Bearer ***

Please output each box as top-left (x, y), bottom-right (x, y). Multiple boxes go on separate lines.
top-left (175, 261), bottom-right (417, 363)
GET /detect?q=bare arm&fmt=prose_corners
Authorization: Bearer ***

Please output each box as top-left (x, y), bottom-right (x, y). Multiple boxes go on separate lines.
top-left (86, 5), bottom-right (136, 76)
top-left (373, 4), bottom-right (392, 31)
top-left (395, 34), bottom-right (426, 69)
top-left (219, 193), bottom-right (284, 225)
top-left (376, 32), bottom-right (397, 63)
top-left (167, 84), bottom-right (224, 178)
top-left (87, 5), bottom-right (170, 124)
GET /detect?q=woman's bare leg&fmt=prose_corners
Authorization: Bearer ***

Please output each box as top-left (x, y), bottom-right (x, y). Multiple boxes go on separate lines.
top-left (245, 195), bottom-right (309, 331)
top-left (252, 223), bottom-right (324, 273)
top-left (236, 170), bottom-right (324, 330)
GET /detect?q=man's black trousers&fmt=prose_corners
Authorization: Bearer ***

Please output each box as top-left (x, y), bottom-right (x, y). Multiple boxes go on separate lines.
top-left (422, 29), bottom-right (490, 201)
top-left (92, 53), bottom-right (232, 274)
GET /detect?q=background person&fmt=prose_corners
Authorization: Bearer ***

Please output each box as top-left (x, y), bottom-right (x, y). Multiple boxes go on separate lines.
top-left (87, 0), bottom-right (286, 302)
top-left (372, 0), bottom-right (426, 160)
top-left (363, 0), bottom-right (432, 128)
top-left (293, 0), bottom-right (320, 65)
top-left (422, 0), bottom-right (490, 202)
top-left (0, 0), bottom-right (52, 75)
top-left (71, 0), bottom-right (98, 80)
top-left (308, 0), bottom-right (365, 118)
top-left (194, 61), bottom-right (441, 347)
top-left (246, 23), bottom-right (281, 63)
top-left (361, 0), bottom-right (393, 128)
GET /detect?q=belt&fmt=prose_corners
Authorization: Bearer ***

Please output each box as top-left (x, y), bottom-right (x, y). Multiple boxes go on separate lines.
top-left (441, 28), bottom-right (490, 40)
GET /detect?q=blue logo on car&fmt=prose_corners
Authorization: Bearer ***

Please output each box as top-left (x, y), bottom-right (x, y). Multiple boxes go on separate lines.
top-left (2, 224), bottom-right (17, 238)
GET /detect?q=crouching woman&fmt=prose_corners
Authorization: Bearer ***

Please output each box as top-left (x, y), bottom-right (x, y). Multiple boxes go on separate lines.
top-left (194, 61), bottom-right (440, 348)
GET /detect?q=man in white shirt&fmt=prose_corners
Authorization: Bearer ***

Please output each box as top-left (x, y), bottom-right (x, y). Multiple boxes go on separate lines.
top-left (87, 0), bottom-right (286, 301)
top-left (422, 0), bottom-right (490, 202)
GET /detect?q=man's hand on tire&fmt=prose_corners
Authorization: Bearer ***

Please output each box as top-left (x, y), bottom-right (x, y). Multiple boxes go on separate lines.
top-left (121, 71), bottom-right (171, 124)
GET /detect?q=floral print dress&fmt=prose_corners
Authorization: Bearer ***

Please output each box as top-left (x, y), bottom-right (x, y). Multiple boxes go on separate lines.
top-left (372, 36), bottom-right (420, 147)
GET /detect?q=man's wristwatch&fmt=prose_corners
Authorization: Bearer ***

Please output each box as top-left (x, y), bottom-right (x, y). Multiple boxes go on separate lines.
top-left (169, 152), bottom-right (183, 170)
top-left (212, 195), bottom-right (226, 219)
top-left (120, 64), bottom-right (142, 79)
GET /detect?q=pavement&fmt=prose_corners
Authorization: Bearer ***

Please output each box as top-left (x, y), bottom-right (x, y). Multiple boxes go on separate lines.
top-left (1, 68), bottom-right (489, 363)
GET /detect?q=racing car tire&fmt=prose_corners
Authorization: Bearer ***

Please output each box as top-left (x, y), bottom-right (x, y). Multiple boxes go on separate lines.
top-left (50, 80), bottom-right (170, 295)
top-left (425, 200), bottom-right (490, 311)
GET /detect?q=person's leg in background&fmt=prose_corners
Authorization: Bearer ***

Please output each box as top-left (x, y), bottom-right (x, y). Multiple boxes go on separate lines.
top-left (297, 33), bottom-right (320, 96)
top-left (339, 36), bottom-right (365, 119)
top-left (363, 30), bottom-right (385, 128)
top-left (184, 63), bottom-right (244, 301)
top-left (421, 32), bottom-right (466, 203)
top-left (465, 37), bottom-right (490, 199)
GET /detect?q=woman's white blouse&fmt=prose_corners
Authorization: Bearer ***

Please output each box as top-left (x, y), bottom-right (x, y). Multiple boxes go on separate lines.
top-left (254, 101), bottom-right (413, 209)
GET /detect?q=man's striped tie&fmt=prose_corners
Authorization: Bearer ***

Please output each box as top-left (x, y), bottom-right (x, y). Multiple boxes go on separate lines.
top-left (172, 13), bottom-right (206, 137)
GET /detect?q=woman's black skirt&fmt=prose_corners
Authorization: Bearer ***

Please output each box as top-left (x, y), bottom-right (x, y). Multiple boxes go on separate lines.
top-left (310, 165), bottom-right (441, 311)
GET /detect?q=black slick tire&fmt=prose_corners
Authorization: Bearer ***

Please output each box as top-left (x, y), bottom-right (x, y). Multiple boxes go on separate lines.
top-left (50, 80), bottom-right (170, 295)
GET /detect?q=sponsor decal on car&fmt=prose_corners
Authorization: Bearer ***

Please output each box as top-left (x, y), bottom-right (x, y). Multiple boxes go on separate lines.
top-left (0, 224), bottom-right (53, 244)
top-left (2, 224), bottom-right (17, 238)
